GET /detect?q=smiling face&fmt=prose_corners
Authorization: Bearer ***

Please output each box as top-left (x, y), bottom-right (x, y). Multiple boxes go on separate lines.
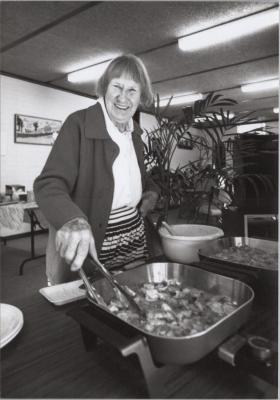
top-left (104, 74), bottom-right (141, 130)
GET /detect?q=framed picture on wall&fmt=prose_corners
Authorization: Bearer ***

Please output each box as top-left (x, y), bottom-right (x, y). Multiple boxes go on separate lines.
top-left (14, 114), bottom-right (62, 145)
top-left (177, 132), bottom-right (194, 150)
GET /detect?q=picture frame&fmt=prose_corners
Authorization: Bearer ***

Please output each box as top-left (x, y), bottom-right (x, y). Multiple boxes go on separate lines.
top-left (14, 114), bottom-right (62, 146)
top-left (177, 136), bottom-right (194, 150)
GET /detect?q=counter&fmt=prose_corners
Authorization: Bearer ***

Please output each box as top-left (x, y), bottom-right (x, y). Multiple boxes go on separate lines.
top-left (1, 271), bottom-right (278, 398)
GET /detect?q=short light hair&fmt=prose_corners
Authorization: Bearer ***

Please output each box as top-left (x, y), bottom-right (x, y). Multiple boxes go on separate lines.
top-left (97, 54), bottom-right (154, 108)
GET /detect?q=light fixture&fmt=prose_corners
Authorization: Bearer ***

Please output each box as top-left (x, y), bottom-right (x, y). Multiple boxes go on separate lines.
top-left (273, 107), bottom-right (279, 114)
top-left (237, 122), bottom-right (266, 134)
top-left (67, 60), bottom-right (111, 83)
top-left (241, 78), bottom-right (279, 93)
top-left (178, 8), bottom-right (279, 51)
top-left (194, 112), bottom-right (235, 122)
top-left (159, 93), bottom-right (203, 107)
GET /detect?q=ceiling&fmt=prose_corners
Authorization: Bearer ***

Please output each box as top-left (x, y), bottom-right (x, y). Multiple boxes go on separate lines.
top-left (1, 1), bottom-right (279, 123)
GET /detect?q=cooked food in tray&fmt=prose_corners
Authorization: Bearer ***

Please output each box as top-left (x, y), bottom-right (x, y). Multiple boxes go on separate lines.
top-left (91, 263), bottom-right (254, 365)
top-left (211, 245), bottom-right (278, 270)
top-left (108, 279), bottom-right (238, 337)
top-left (199, 237), bottom-right (278, 271)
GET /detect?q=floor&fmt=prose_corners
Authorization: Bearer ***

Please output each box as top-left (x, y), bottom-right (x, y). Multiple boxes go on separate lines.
top-left (1, 233), bottom-right (49, 304)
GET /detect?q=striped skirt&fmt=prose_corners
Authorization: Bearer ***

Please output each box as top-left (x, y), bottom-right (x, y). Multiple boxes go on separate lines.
top-left (99, 206), bottom-right (149, 269)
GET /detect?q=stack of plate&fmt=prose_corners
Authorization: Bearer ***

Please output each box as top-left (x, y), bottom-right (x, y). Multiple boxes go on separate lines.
top-left (0, 304), bottom-right (24, 348)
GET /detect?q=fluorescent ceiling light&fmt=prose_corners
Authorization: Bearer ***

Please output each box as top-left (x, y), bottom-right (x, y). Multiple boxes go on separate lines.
top-left (178, 8), bottom-right (279, 51)
top-left (273, 107), bottom-right (279, 114)
top-left (160, 93), bottom-right (203, 107)
top-left (237, 122), bottom-right (266, 134)
top-left (194, 112), bottom-right (235, 122)
top-left (241, 79), bottom-right (279, 93)
top-left (67, 60), bottom-right (111, 83)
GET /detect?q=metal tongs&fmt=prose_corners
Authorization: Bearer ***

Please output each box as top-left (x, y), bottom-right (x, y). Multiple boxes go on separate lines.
top-left (85, 256), bottom-right (145, 318)
top-left (78, 268), bottom-right (107, 307)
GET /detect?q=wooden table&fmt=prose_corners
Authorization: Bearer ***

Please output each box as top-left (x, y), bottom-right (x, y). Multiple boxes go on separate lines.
top-left (1, 276), bottom-right (277, 399)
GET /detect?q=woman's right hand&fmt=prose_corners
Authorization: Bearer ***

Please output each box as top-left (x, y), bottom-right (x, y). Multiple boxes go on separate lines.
top-left (55, 217), bottom-right (98, 271)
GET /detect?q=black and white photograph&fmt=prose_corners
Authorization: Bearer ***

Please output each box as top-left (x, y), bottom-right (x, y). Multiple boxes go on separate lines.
top-left (15, 114), bottom-right (62, 145)
top-left (0, 1), bottom-right (278, 399)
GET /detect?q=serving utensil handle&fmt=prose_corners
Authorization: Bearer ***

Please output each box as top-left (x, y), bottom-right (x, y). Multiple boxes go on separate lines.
top-left (88, 256), bottom-right (145, 317)
top-left (78, 268), bottom-right (106, 306)
top-left (161, 221), bottom-right (176, 236)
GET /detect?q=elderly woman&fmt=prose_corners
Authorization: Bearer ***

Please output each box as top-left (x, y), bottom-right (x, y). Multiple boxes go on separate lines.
top-left (34, 54), bottom-right (160, 284)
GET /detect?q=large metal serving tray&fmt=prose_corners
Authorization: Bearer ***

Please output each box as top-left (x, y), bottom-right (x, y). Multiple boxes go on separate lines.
top-left (90, 262), bottom-right (254, 365)
top-left (198, 237), bottom-right (278, 272)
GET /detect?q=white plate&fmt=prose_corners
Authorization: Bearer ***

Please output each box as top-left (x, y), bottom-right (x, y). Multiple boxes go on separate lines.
top-left (0, 304), bottom-right (24, 348)
top-left (39, 279), bottom-right (86, 306)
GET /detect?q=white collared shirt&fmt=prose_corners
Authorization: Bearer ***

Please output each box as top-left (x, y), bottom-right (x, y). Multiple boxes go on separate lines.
top-left (98, 98), bottom-right (142, 210)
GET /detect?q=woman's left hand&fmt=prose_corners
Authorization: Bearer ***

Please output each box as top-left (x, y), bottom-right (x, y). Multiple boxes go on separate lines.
top-left (140, 190), bottom-right (159, 217)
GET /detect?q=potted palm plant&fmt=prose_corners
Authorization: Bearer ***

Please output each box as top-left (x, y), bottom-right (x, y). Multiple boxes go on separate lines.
top-left (144, 92), bottom-right (277, 227)
top-left (143, 95), bottom-right (194, 225)
top-left (184, 93), bottom-right (277, 218)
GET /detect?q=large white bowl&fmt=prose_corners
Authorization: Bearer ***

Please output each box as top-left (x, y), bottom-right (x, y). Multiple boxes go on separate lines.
top-left (158, 224), bottom-right (224, 263)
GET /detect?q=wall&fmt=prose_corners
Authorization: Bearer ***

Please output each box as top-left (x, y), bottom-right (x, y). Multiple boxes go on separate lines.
top-left (1, 77), bottom-right (277, 197)
top-left (0, 75), bottom-right (95, 193)
top-left (3, 79), bottom-right (276, 194)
